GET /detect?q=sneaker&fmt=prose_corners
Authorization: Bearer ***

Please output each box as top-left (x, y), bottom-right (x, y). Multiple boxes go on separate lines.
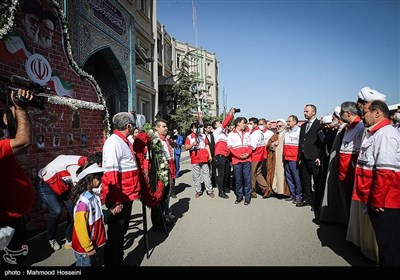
top-left (49, 239), bottom-right (61, 251)
top-left (244, 200), bottom-right (251, 205)
top-left (195, 192), bottom-right (203, 198)
top-left (207, 192), bottom-right (215, 198)
top-left (64, 240), bottom-right (72, 249)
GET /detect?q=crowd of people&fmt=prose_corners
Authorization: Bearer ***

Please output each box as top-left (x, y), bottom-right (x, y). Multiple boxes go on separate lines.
top-left (182, 87), bottom-right (400, 267)
top-left (0, 85), bottom-right (399, 267)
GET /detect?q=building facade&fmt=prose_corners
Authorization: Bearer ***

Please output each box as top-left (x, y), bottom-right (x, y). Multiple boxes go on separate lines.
top-left (172, 40), bottom-right (219, 117)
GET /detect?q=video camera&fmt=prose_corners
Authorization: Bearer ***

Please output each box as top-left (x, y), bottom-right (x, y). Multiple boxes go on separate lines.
top-left (234, 108), bottom-right (241, 113)
top-left (0, 75), bottom-right (49, 110)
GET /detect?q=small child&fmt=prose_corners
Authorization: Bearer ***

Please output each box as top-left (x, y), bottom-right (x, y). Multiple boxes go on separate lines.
top-left (70, 163), bottom-right (107, 266)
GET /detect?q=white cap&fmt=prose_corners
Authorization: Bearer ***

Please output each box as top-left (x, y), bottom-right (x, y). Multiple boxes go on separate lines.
top-left (322, 115), bottom-right (333, 124)
top-left (77, 163), bottom-right (104, 181)
top-left (358, 86), bottom-right (386, 102)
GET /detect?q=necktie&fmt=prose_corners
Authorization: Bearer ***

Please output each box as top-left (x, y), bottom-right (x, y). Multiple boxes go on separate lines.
top-left (305, 122), bottom-right (311, 133)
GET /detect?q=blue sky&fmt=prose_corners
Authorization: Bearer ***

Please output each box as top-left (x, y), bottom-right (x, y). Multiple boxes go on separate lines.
top-left (157, 0), bottom-right (399, 120)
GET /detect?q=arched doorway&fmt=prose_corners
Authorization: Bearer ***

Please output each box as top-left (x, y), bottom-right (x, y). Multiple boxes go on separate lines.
top-left (83, 47), bottom-right (128, 128)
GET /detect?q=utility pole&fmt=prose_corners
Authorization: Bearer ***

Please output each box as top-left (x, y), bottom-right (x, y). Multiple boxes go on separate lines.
top-left (192, 0), bottom-right (202, 124)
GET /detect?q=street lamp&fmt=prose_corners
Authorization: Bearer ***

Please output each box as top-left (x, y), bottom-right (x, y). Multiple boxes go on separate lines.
top-left (191, 83), bottom-right (204, 124)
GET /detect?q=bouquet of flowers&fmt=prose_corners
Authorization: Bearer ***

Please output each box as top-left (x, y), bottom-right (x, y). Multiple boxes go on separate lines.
top-left (144, 123), bottom-right (169, 187)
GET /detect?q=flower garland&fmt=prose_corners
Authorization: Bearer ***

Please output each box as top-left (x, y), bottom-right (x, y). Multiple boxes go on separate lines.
top-left (144, 123), bottom-right (169, 187)
top-left (0, 0), bottom-right (19, 39)
top-left (46, 95), bottom-right (105, 111)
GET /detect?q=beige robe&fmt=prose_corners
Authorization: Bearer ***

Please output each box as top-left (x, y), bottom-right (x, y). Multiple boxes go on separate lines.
top-left (266, 131), bottom-right (289, 196)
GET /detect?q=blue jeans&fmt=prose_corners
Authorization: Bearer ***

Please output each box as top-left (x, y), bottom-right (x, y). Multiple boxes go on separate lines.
top-left (233, 161), bottom-right (252, 201)
top-left (175, 153), bottom-right (181, 177)
top-left (74, 246), bottom-right (104, 266)
top-left (284, 160), bottom-right (303, 201)
top-left (37, 181), bottom-right (73, 242)
top-left (75, 252), bottom-right (91, 266)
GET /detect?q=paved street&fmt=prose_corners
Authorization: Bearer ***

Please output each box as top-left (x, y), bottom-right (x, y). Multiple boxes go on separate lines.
top-left (26, 151), bottom-right (373, 267)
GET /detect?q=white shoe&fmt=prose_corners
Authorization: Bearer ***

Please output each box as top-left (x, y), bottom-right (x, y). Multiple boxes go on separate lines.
top-left (49, 239), bottom-right (61, 251)
top-left (64, 240), bottom-right (72, 249)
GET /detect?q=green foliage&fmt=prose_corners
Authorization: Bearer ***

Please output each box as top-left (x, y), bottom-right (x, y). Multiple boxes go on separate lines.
top-left (163, 51), bottom-right (199, 132)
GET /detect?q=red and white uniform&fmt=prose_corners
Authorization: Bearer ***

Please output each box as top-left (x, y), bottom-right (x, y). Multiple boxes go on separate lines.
top-left (338, 117), bottom-right (364, 182)
top-left (157, 133), bottom-right (176, 179)
top-left (0, 139), bottom-right (34, 222)
top-left (102, 130), bottom-right (140, 206)
top-left (185, 132), bottom-right (209, 164)
top-left (262, 129), bottom-right (274, 159)
top-left (227, 129), bottom-right (252, 165)
top-left (354, 119), bottom-right (400, 208)
top-left (213, 114), bottom-right (233, 157)
top-left (283, 125), bottom-right (300, 161)
top-left (249, 126), bottom-right (266, 162)
top-left (39, 155), bottom-right (88, 196)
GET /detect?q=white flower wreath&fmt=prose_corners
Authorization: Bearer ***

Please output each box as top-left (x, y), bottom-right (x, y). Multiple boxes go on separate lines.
top-left (144, 123), bottom-right (169, 186)
top-left (0, 0), bottom-right (19, 39)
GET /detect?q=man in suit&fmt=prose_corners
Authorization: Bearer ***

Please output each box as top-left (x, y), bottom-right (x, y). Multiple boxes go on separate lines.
top-left (204, 123), bottom-right (216, 189)
top-left (297, 104), bottom-right (322, 209)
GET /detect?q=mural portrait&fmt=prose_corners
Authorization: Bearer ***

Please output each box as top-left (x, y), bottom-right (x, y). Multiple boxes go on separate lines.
top-left (52, 133), bottom-right (60, 147)
top-left (36, 133), bottom-right (45, 149)
top-left (80, 134), bottom-right (87, 145)
top-left (21, 0), bottom-right (41, 44)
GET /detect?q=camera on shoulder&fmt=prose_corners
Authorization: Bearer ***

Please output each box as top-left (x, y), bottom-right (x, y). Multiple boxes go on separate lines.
top-left (234, 108), bottom-right (241, 113)
top-left (0, 75), bottom-right (47, 110)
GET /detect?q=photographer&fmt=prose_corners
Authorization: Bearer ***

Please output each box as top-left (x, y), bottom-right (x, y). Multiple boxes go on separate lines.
top-left (0, 89), bottom-right (34, 266)
top-left (185, 122), bottom-right (214, 198)
top-left (213, 107), bottom-right (236, 198)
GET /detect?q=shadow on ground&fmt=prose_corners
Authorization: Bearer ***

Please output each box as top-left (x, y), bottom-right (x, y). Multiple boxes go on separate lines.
top-left (174, 182), bottom-right (191, 195)
top-left (316, 221), bottom-right (376, 267)
top-left (122, 197), bottom-right (190, 266)
top-left (25, 223), bottom-right (73, 266)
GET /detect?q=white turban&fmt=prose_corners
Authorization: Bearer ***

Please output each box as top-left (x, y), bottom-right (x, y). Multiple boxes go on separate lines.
top-left (276, 118), bottom-right (287, 126)
top-left (358, 86), bottom-right (386, 102)
top-left (322, 115), bottom-right (333, 124)
top-left (334, 106), bottom-right (341, 118)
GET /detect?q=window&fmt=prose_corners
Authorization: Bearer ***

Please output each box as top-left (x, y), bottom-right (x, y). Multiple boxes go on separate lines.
top-left (207, 62), bottom-right (211, 76)
top-left (138, 0), bottom-right (148, 16)
top-left (140, 46), bottom-right (150, 70)
top-left (176, 55), bottom-right (180, 68)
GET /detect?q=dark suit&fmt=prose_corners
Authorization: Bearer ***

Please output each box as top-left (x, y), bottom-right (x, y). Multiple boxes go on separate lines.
top-left (297, 119), bottom-right (322, 206)
top-left (206, 133), bottom-right (216, 189)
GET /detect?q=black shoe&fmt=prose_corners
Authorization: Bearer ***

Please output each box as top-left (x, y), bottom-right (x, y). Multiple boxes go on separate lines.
top-left (235, 198), bottom-right (243, 204)
top-left (296, 201), bottom-right (311, 207)
top-left (170, 192), bottom-right (177, 199)
top-left (244, 199), bottom-right (251, 205)
top-left (165, 218), bottom-right (175, 226)
top-left (153, 226), bottom-right (166, 233)
top-left (219, 193), bottom-right (229, 199)
top-left (225, 189), bottom-right (231, 194)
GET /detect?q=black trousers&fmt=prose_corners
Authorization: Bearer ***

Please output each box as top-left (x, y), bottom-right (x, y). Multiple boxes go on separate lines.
top-left (299, 156), bottom-right (320, 205)
top-left (104, 201), bottom-right (133, 266)
top-left (214, 155), bottom-right (231, 194)
top-left (151, 183), bottom-right (171, 229)
top-left (368, 207), bottom-right (400, 266)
